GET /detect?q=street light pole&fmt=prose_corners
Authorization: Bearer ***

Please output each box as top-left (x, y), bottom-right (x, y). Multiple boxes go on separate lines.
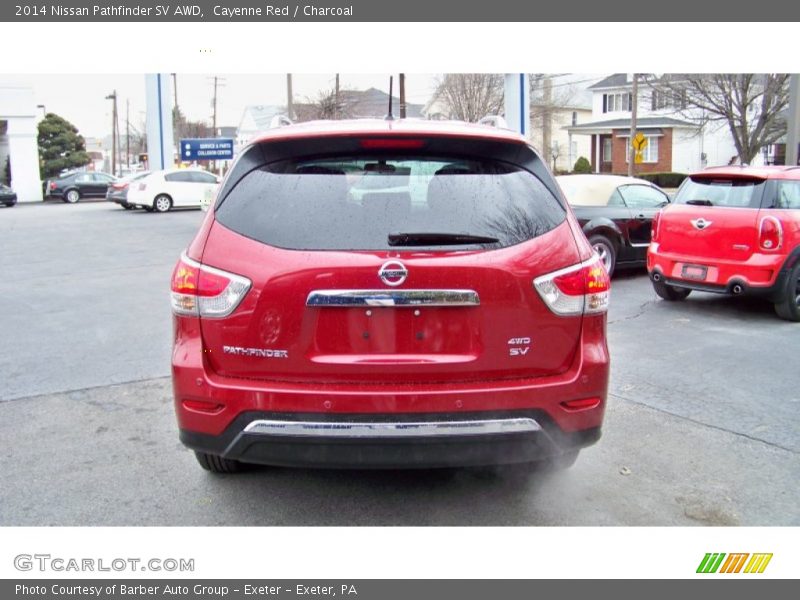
top-left (106, 91), bottom-right (118, 176)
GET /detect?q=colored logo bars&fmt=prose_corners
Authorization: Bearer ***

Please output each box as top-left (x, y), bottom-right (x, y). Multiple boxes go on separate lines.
top-left (696, 553), bottom-right (773, 574)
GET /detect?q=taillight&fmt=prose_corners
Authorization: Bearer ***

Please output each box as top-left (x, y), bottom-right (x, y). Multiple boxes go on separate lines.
top-left (170, 253), bottom-right (251, 318)
top-left (533, 257), bottom-right (611, 316)
top-left (758, 216), bottom-right (782, 251)
top-left (49, 181), bottom-right (56, 190)
top-left (651, 210), bottom-right (662, 241)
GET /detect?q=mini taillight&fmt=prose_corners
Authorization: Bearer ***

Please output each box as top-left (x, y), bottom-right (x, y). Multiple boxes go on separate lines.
top-left (758, 216), bottom-right (782, 251)
top-left (651, 210), bottom-right (662, 241)
top-left (359, 138), bottom-right (426, 149)
top-left (533, 257), bottom-right (611, 316)
top-left (170, 253), bottom-right (251, 318)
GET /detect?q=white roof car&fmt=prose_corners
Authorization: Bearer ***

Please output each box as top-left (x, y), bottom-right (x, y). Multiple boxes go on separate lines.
top-left (126, 168), bottom-right (221, 213)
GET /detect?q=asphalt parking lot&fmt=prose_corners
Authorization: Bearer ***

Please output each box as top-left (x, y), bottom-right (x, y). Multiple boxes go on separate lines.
top-left (1, 202), bottom-right (798, 526)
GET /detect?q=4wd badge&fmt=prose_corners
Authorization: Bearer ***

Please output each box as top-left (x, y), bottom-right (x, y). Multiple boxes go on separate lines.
top-left (508, 337), bottom-right (531, 357)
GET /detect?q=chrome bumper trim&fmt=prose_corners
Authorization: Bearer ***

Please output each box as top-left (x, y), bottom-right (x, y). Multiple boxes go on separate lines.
top-left (242, 418), bottom-right (541, 438)
top-left (306, 289), bottom-right (479, 307)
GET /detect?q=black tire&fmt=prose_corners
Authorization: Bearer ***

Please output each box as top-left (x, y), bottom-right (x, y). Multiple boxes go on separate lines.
top-left (194, 451), bottom-right (242, 474)
top-left (4, 202), bottom-right (14, 208)
top-left (153, 194), bottom-right (172, 213)
top-left (122, 203), bottom-right (134, 210)
top-left (143, 206), bottom-right (154, 212)
top-left (589, 235), bottom-right (617, 277)
top-left (64, 189), bottom-right (80, 204)
top-left (774, 261), bottom-right (800, 322)
top-left (653, 278), bottom-right (691, 301)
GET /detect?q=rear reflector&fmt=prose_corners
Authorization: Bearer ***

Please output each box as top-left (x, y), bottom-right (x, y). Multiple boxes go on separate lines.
top-left (170, 253), bottom-right (251, 318)
top-left (561, 397), bottom-right (602, 411)
top-left (182, 399), bottom-right (224, 413)
top-left (359, 138), bottom-right (426, 149)
top-left (533, 256), bottom-right (611, 316)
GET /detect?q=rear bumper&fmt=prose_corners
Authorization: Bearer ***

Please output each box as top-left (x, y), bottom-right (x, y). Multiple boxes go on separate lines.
top-left (648, 243), bottom-right (791, 300)
top-left (180, 411), bottom-right (601, 469)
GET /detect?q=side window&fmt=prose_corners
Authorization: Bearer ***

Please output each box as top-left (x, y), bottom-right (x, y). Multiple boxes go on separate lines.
top-left (94, 173), bottom-right (114, 183)
top-left (619, 185), bottom-right (669, 208)
top-left (773, 181), bottom-right (800, 209)
top-left (191, 171), bottom-right (217, 184)
top-left (608, 189), bottom-right (626, 207)
top-left (165, 172), bottom-right (192, 183)
top-left (75, 174), bottom-right (92, 183)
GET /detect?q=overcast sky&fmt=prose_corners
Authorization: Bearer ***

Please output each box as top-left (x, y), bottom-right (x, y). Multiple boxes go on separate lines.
top-left (1, 73), bottom-right (440, 139)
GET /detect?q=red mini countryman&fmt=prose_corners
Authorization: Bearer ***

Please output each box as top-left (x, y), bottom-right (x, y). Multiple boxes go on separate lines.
top-left (170, 119), bottom-right (611, 473)
top-left (648, 166), bottom-right (800, 321)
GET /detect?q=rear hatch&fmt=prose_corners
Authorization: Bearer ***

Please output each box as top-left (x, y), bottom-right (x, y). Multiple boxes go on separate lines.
top-left (198, 135), bottom-right (585, 384)
top-left (657, 173), bottom-right (766, 261)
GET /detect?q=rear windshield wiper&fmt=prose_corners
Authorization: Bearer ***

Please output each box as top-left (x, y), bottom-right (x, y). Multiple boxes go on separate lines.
top-left (388, 232), bottom-right (500, 246)
top-left (685, 199), bottom-right (714, 206)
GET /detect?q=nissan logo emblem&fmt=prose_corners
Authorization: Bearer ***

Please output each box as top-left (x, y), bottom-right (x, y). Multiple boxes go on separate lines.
top-left (378, 261), bottom-right (408, 286)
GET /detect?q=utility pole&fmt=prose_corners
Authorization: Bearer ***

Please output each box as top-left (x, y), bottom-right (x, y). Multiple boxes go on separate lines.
top-left (106, 90), bottom-right (118, 176)
top-left (208, 76), bottom-right (225, 171)
top-left (126, 99), bottom-right (131, 170)
top-left (542, 76), bottom-right (553, 168)
top-left (286, 73), bottom-right (294, 120)
top-left (787, 74), bottom-right (800, 166)
top-left (628, 73), bottom-right (639, 177)
top-left (335, 73), bottom-right (340, 119)
top-left (399, 73), bottom-right (407, 118)
top-left (172, 73), bottom-right (178, 109)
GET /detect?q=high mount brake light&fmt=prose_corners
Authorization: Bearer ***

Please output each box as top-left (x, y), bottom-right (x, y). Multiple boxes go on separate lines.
top-left (170, 253), bottom-right (251, 318)
top-left (533, 257), bottom-right (611, 316)
top-left (359, 138), bottom-right (427, 149)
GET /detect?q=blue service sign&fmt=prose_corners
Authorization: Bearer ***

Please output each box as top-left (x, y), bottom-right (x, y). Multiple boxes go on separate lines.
top-left (180, 138), bottom-right (234, 161)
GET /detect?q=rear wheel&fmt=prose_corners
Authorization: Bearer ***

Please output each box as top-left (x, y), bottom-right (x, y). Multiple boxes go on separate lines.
top-left (774, 261), bottom-right (800, 322)
top-left (64, 189), bottom-right (80, 203)
top-left (589, 235), bottom-right (616, 277)
top-left (153, 194), bottom-right (172, 213)
top-left (194, 451), bottom-right (242, 474)
top-left (653, 278), bottom-right (691, 301)
top-left (122, 204), bottom-right (134, 210)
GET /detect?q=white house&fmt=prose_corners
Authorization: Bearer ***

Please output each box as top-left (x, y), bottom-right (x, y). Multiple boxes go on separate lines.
top-left (565, 74), bottom-right (739, 175)
top-left (236, 105), bottom-right (285, 149)
top-left (0, 86), bottom-right (43, 202)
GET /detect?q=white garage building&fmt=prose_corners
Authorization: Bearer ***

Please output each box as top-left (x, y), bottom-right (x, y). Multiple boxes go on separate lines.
top-left (0, 86), bottom-right (43, 202)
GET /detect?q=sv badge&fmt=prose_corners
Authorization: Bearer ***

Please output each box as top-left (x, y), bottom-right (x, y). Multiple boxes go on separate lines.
top-left (508, 337), bottom-right (531, 357)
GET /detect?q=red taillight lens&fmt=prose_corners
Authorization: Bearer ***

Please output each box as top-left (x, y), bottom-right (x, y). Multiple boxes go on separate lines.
top-left (758, 216), bottom-right (782, 251)
top-left (651, 210), bottom-right (662, 241)
top-left (534, 257), bottom-right (611, 316)
top-left (49, 182), bottom-right (56, 190)
top-left (561, 397), bottom-right (602, 411)
top-left (170, 254), bottom-right (251, 318)
top-left (359, 138), bottom-right (426, 149)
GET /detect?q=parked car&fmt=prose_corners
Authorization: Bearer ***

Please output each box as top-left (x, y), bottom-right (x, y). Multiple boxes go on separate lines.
top-left (556, 174), bottom-right (670, 276)
top-left (127, 168), bottom-right (220, 212)
top-left (170, 119), bottom-right (611, 473)
top-left (45, 171), bottom-right (117, 203)
top-left (648, 165), bottom-right (800, 321)
top-left (0, 183), bottom-right (17, 207)
top-left (106, 171), bottom-right (150, 209)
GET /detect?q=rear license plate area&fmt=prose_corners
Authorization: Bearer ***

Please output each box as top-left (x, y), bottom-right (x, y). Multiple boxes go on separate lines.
top-left (681, 264), bottom-right (708, 281)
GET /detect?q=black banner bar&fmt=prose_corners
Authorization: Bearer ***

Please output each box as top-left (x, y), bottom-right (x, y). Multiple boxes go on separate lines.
top-left (3, 0), bottom-right (800, 22)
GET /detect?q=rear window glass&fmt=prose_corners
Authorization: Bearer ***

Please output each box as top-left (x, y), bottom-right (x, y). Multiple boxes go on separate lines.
top-left (674, 176), bottom-right (765, 208)
top-left (216, 155), bottom-right (566, 251)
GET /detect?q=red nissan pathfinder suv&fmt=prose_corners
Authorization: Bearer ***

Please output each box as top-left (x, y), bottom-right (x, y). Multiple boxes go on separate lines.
top-left (170, 120), bottom-right (611, 473)
top-left (648, 166), bottom-right (800, 321)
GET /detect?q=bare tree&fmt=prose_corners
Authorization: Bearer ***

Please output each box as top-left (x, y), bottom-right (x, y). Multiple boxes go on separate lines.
top-left (647, 73), bottom-right (790, 164)
top-left (294, 87), bottom-right (353, 122)
top-left (432, 74), bottom-right (504, 122)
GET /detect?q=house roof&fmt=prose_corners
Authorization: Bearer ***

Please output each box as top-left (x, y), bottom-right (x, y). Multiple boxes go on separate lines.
top-left (565, 116), bottom-right (696, 134)
top-left (239, 105), bottom-right (285, 132)
top-left (588, 74), bottom-right (631, 90)
top-left (294, 88), bottom-right (426, 121)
